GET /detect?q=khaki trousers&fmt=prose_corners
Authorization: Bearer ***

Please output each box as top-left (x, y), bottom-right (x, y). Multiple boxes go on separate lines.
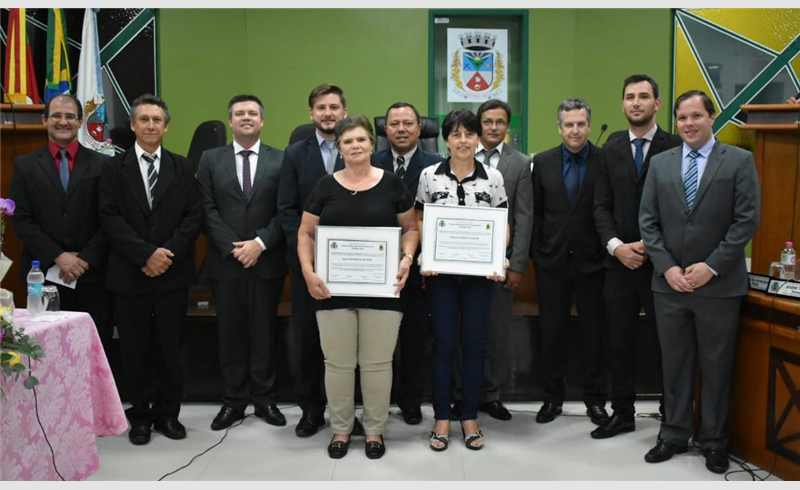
top-left (317, 308), bottom-right (402, 435)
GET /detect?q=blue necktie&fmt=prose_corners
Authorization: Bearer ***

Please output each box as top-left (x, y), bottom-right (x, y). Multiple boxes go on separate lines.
top-left (633, 138), bottom-right (646, 176)
top-left (564, 154), bottom-right (580, 206)
top-left (59, 149), bottom-right (70, 191)
top-left (685, 150), bottom-right (700, 211)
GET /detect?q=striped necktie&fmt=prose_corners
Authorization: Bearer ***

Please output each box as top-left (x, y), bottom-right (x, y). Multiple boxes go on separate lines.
top-left (143, 153), bottom-right (158, 208)
top-left (395, 155), bottom-right (406, 179)
top-left (684, 150), bottom-right (700, 211)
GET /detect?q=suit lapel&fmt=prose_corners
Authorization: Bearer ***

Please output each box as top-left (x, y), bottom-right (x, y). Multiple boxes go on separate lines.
top-left (122, 150), bottom-right (151, 215)
top-left (248, 144), bottom-right (274, 203)
top-left (308, 137), bottom-right (328, 177)
top-left (151, 151), bottom-right (176, 211)
top-left (495, 145), bottom-right (511, 175)
top-left (574, 145), bottom-right (597, 210)
top-left (548, 148), bottom-right (572, 209)
top-left (692, 142), bottom-right (725, 213)
top-left (223, 145), bottom-right (248, 203)
top-left (406, 149), bottom-right (425, 188)
top-left (66, 146), bottom-right (90, 200)
top-left (37, 148), bottom-right (67, 198)
top-left (669, 148), bottom-right (689, 213)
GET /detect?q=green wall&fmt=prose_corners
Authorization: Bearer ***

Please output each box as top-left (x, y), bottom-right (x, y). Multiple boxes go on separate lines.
top-left (160, 9), bottom-right (673, 155)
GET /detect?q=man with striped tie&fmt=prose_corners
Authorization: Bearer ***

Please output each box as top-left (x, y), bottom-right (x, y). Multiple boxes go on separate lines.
top-left (99, 94), bottom-right (203, 445)
top-left (639, 90), bottom-right (760, 474)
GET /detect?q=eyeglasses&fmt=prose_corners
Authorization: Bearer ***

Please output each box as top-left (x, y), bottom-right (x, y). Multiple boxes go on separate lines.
top-left (482, 119), bottom-right (507, 128)
top-left (48, 113), bottom-right (79, 121)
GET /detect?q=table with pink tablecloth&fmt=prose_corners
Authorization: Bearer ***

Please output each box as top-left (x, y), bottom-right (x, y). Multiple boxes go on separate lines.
top-left (0, 310), bottom-right (127, 481)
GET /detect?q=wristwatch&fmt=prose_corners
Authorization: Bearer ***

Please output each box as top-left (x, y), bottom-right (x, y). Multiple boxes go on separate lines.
top-left (402, 252), bottom-right (414, 262)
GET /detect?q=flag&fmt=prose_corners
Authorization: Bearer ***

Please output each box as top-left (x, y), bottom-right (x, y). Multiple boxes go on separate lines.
top-left (76, 8), bottom-right (106, 150)
top-left (44, 8), bottom-right (71, 102)
top-left (3, 8), bottom-right (42, 104)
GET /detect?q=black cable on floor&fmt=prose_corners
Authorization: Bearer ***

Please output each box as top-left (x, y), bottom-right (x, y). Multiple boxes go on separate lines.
top-left (157, 404), bottom-right (299, 481)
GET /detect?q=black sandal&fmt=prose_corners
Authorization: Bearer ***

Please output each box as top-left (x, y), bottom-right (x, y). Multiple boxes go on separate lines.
top-left (461, 421), bottom-right (484, 450)
top-left (429, 431), bottom-right (450, 452)
top-left (365, 435), bottom-right (385, 459)
top-left (327, 436), bottom-right (351, 459)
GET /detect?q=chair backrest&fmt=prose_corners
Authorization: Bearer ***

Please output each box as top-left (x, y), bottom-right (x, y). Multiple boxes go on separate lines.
top-left (374, 116), bottom-right (440, 154)
top-left (289, 123), bottom-right (317, 146)
top-left (187, 120), bottom-right (227, 171)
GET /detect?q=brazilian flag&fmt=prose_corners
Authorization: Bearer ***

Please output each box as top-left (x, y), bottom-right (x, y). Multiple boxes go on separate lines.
top-left (44, 8), bottom-right (71, 102)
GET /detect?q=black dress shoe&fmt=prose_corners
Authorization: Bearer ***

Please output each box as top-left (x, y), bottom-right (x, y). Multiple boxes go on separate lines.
top-left (211, 405), bottom-right (245, 431)
top-left (365, 436), bottom-right (385, 459)
top-left (351, 418), bottom-right (364, 436)
top-left (254, 404), bottom-right (287, 426)
top-left (450, 401), bottom-right (464, 421)
top-left (590, 413), bottom-right (635, 439)
top-left (128, 424), bottom-right (151, 445)
top-left (295, 412), bottom-right (325, 437)
top-left (479, 401), bottom-right (512, 421)
top-left (644, 440), bottom-right (688, 463)
top-left (536, 402), bottom-right (562, 423)
top-left (703, 447), bottom-right (730, 474)
top-left (153, 418), bottom-right (186, 440)
top-left (327, 437), bottom-right (350, 459)
top-left (586, 405), bottom-right (610, 426)
top-left (402, 407), bottom-right (423, 425)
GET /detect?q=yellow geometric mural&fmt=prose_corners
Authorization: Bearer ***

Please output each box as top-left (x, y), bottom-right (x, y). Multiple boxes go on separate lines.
top-left (673, 8), bottom-right (800, 149)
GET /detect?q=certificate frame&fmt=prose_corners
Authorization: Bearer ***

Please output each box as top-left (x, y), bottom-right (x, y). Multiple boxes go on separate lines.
top-left (315, 226), bottom-right (401, 298)
top-left (420, 203), bottom-right (508, 277)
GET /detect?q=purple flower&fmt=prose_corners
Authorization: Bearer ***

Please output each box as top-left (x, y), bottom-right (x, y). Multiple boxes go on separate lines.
top-left (0, 198), bottom-right (14, 216)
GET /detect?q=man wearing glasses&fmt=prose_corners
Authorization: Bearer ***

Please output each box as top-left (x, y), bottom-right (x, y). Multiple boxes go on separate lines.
top-left (8, 94), bottom-right (113, 350)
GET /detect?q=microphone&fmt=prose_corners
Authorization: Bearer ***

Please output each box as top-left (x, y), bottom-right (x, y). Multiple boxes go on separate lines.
top-left (594, 124), bottom-right (608, 146)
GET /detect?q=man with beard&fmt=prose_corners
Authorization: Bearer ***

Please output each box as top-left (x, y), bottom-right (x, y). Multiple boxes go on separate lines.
top-left (591, 75), bottom-right (682, 439)
top-left (278, 84), bottom-right (361, 437)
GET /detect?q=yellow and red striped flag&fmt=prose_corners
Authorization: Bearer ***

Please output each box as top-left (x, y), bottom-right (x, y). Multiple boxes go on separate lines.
top-left (3, 8), bottom-right (42, 104)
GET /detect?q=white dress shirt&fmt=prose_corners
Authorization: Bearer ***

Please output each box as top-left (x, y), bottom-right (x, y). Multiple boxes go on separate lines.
top-left (476, 141), bottom-right (504, 169)
top-left (392, 145), bottom-right (417, 173)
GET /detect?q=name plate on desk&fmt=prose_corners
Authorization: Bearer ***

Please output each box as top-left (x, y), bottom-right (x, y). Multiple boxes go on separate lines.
top-left (420, 203), bottom-right (508, 277)
top-left (315, 226), bottom-right (401, 298)
top-left (772, 280), bottom-right (800, 300)
top-left (749, 274), bottom-right (770, 292)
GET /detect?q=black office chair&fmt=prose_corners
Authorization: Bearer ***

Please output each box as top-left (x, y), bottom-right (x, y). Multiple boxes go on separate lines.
top-left (374, 116), bottom-right (440, 154)
top-left (187, 120), bottom-right (227, 173)
top-left (289, 123), bottom-right (317, 146)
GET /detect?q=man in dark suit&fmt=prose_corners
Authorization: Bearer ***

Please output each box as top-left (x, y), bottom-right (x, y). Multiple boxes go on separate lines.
top-left (451, 99), bottom-right (532, 422)
top-left (640, 90), bottom-right (759, 473)
top-left (531, 99), bottom-right (608, 426)
top-left (99, 94), bottom-right (202, 445)
top-left (8, 94), bottom-right (112, 348)
top-left (277, 84), bottom-right (349, 437)
top-left (197, 95), bottom-right (287, 430)
top-left (591, 75), bottom-right (682, 439)
top-left (372, 102), bottom-right (440, 425)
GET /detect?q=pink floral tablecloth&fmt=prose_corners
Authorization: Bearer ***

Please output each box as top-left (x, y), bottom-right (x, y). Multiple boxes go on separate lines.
top-left (0, 310), bottom-right (127, 481)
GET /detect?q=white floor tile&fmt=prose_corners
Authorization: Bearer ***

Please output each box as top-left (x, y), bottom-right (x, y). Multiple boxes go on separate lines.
top-left (87, 401), bottom-right (780, 481)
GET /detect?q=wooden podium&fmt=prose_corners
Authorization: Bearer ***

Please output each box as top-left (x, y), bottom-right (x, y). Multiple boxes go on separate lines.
top-left (732, 104), bottom-right (800, 480)
top-left (0, 103), bottom-right (47, 304)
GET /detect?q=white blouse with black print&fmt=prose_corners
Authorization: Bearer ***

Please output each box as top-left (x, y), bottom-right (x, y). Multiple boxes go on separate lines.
top-left (415, 158), bottom-right (508, 210)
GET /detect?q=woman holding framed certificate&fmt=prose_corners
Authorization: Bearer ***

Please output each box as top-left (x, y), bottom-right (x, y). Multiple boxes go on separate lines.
top-left (297, 116), bottom-right (419, 460)
top-left (415, 109), bottom-right (509, 451)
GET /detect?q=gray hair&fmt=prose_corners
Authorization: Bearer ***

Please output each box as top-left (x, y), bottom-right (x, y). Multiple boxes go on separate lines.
top-left (557, 98), bottom-right (591, 126)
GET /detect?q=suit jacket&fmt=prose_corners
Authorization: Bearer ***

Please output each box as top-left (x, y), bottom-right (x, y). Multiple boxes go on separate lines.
top-left (372, 146), bottom-right (441, 201)
top-left (594, 127), bottom-right (683, 270)
top-left (196, 143), bottom-right (287, 280)
top-left (277, 135), bottom-right (344, 251)
top-left (490, 145), bottom-right (533, 274)
top-left (639, 141), bottom-right (760, 298)
top-left (8, 145), bottom-right (110, 284)
top-left (99, 147), bottom-right (203, 294)
top-left (531, 142), bottom-right (605, 273)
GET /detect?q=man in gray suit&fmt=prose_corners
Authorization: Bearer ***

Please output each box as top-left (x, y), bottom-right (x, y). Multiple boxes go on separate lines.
top-left (197, 94), bottom-right (288, 430)
top-left (462, 99), bottom-right (533, 421)
top-left (639, 90), bottom-right (760, 474)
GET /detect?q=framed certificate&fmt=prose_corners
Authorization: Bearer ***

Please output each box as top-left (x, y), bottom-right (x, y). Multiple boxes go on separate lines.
top-left (315, 226), bottom-right (401, 298)
top-left (420, 203), bottom-right (508, 277)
